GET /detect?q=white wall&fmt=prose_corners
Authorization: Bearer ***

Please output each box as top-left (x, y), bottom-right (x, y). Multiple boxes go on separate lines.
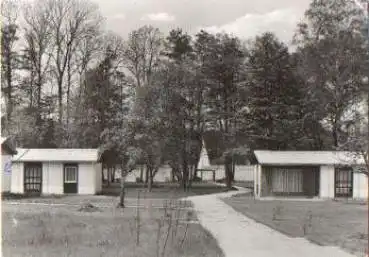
top-left (319, 165), bottom-right (335, 198)
top-left (11, 162), bottom-right (23, 194)
top-left (113, 165), bottom-right (173, 183)
top-left (234, 165), bottom-right (255, 181)
top-left (353, 172), bottom-right (368, 199)
top-left (2, 154), bottom-right (12, 192)
top-left (42, 162), bottom-right (63, 194)
top-left (254, 165), bottom-right (260, 197)
top-left (78, 162), bottom-right (97, 194)
top-left (199, 165), bottom-right (255, 182)
top-left (43, 162), bottom-right (98, 195)
top-left (254, 164), bottom-right (262, 197)
top-left (11, 161), bottom-right (99, 195)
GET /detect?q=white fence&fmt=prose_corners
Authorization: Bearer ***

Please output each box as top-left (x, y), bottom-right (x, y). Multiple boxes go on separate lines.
top-left (198, 165), bottom-right (255, 182)
top-left (104, 164), bottom-right (255, 183)
top-left (103, 165), bottom-right (172, 183)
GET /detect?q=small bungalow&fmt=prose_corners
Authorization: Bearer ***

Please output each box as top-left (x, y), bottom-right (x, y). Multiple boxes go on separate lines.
top-left (253, 150), bottom-right (367, 199)
top-left (1, 137), bottom-right (17, 192)
top-left (11, 148), bottom-right (102, 195)
top-left (197, 131), bottom-right (253, 181)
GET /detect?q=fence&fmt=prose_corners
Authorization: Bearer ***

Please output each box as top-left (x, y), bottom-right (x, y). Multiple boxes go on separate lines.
top-left (199, 165), bottom-right (255, 182)
top-left (103, 165), bottom-right (255, 183)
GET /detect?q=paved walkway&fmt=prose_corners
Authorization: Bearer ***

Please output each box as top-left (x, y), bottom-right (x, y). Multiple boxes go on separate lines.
top-left (184, 187), bottom-right (358, 257)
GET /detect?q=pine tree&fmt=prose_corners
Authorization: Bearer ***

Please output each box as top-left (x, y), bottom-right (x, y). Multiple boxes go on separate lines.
top-left (246, 32), bottom-right (305, 150)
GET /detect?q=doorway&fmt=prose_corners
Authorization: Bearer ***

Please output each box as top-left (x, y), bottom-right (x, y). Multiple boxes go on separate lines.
top-left (64, 164), bottom-right (78, 194)
top-left (24, 162), bottom-right (42, 194)
top-left (335, 167), bottom-right (353, 198)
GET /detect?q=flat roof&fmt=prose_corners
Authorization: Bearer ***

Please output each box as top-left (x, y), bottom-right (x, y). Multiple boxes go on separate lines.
top-left (254, 150), bottom-right (365, 166)
top-left (13, 148), bottom-right (99, 163)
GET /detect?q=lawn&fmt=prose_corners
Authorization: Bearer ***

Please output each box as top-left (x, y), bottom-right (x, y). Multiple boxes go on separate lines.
top-left (2, 195), bottom-right (225, 257)
top-left (222, 193), bottom-right (368, 257)
top-left (100, 182), bottom-right (233, 199)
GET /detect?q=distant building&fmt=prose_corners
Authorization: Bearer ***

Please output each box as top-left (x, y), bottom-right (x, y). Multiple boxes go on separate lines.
top-left (197, 131), bottom-right (253, 182)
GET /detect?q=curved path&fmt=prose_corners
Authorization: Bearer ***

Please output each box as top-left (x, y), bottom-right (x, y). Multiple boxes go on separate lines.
top-left (183, 187), bottom-right (358, 257)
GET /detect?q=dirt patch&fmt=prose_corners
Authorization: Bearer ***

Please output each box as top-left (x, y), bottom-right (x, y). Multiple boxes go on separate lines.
top-left (222, 193), bottom-right (368, 257)
top-left (78, 203), bottom-right (101, 212)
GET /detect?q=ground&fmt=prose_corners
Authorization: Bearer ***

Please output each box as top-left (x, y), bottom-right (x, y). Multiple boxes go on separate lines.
top-left (2, 193), bottom-right (225, 257)
top-left (100, 182), bottom-right (234, 198)
top-left (222, 193), bottom-right (368, 257)
top-left (2, 183), bottom-right (229, 257)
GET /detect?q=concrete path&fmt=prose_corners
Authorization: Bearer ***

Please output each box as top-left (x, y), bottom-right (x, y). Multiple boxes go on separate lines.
top-left (184, 187), bottom-right (358, 257)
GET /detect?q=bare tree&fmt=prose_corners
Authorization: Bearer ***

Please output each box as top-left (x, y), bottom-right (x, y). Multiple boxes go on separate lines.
top-left (46, 0), bottom-right (103, 124)
top-left (22, 0), bottom-right (54, 121)
top-left (1, 0), bottom-right (20, 126)
top-left (123, 25), bottom-right (163, 88)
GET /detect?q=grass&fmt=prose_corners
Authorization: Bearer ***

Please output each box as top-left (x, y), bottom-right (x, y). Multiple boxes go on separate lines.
top-left (2, 182), bottom-right (234, 201)
top-left (100, 182), bottom-right (233, 199)
top-left (2, 195), bottom-right (225, 257)
top-left (222, 193), bottom-right (368, 257)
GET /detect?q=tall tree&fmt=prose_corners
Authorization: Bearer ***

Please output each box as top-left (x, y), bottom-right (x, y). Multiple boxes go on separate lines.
top-left (159, 28), bottom-right (202, 190)
top-left (1, 0), bottom-right (20, 128)
top-left (195, 31), bottom-right (246, 188)
top-left (123, 25), bottom-right (163, 88)
top-left (295, 0), bottom-right (368, 147)
top-left (76, 40), bottom-right (128, 148)
top-left (245, 32), bottom-right (305, 150)
top-left (46, 0), bottom-right (102, 124)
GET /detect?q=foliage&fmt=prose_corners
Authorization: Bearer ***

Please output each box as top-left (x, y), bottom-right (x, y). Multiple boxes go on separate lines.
top-left (3, 0), bottom-right (369, 186)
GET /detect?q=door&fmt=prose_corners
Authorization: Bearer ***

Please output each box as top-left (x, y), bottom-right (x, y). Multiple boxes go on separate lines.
top-left (64, 164), bottom-right (78, 194)
top-left (335, 167), bottom-right (353, 198)
top-left (24, 162), bottom-right (42, 194)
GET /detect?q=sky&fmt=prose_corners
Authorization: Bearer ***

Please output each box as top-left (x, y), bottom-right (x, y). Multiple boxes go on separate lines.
top-left (91, 0), bottom-right (312, 45)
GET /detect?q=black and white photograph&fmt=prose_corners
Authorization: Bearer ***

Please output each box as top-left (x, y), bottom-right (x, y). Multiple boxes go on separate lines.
top-left (1, 0), bottom-right (369, 256)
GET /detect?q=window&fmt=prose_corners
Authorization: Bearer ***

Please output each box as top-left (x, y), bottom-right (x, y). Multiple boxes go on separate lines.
top-left (64, 166), bottom-right (77, 183)
top-left (24, 163), bottom-right (42, 193)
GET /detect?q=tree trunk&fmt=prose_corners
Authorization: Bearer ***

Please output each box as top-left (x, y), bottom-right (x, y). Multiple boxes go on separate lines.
top-left (171, 168), bottom-right (175, 182)
top-left (6, 51), bottom-right (12, 123)
top-left (107, 167), bottom-right (111, 186)
top-left (231, 160), bottom-right (236, 182)
top-left (140, 165), bottom-right (144, 182)
top-left (148, 167), bottom-right (153, 192)
top-left (58, 80), bottom-right (63, 124)
top-left (101, 168), bottom-right (104, 184)
top-left (118, 169), bottom-right (127, 208)
top-left (66, 56), bottom-right (72, 126)
top-left (188, 165), bottom-right (193, 189)
top-left (145, 166), bottom-right (149, 186)
top-left (332, 120), bottom-right (339, 147)
top-left (224, 156), bottom-right (233, 189)
top-left (182, 165), bottom-right (189, 192)
top-left (111, 166), bottom-right (115, 182)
